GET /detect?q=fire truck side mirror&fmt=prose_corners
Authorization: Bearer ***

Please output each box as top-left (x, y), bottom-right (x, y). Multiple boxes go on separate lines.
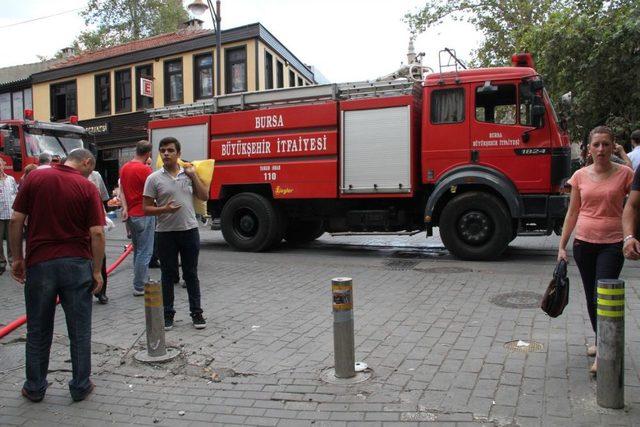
top-left (2, 133), bottom-right (15, 157)
top-left (4, 135), bottom-right (22, 172)
top-left (530, 79), bottom-right (544, 92)
top-left (531, 103), bottom-right (545, 129)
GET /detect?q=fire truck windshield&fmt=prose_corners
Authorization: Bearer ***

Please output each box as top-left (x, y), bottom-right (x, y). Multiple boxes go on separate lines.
top-left (24, 128), bottom-right (84, 158)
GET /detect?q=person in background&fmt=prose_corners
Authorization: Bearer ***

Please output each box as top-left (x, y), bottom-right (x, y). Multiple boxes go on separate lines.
top-left (0, 158), bottom-right (18, 274)
top-left (557, 126), bottom-right (633, 375)
top-left (20, 164), bottom-right (38, 188)
top-left (88, 169), bottom-right (111, 304)
top-left (120, 140), bottom-right (155, 297)
top-left (143, 137), bottom-right (208, 330)
top-left (626, 130), bottom-right (640, 171)
top-left (10, 148), bottom-right (105, 403)
top-left (37, 153), bottom-right (52, 169)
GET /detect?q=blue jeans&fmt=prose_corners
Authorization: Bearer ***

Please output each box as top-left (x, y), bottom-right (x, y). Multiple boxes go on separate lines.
top-left (128, 216), bottom-right (156, 292)
top-left (157, 228), bottom-right (202, 317)
top-left (24, 257), bottom-right (94, 400)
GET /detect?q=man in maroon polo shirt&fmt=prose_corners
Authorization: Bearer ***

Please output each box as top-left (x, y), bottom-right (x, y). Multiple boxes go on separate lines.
top-left (9, 148), bottom-right (105, 403)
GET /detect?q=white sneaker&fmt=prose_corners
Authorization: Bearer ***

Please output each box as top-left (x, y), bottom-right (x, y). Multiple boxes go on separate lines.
top-left (133, 289), bottom-right (145, 296)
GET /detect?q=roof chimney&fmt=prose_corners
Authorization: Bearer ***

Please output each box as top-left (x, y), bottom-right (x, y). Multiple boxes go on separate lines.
top-left (182, 18), bottom-right (204, 30)
top-left (60, 47), bottom-right (75, 58)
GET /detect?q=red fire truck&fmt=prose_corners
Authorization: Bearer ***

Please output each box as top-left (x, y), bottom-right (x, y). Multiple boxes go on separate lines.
top-left (0, 110), bottom-right (93, 179)
top-left (148, 53), bottom-right (570, 260)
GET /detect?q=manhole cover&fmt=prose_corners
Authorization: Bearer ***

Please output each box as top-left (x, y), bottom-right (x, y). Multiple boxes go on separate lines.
top-left (490, 291), bottom-right (542, 309)
top-left (383, 259), bottom-right (420, 270)
top-left (415, 266), bottom-right (473, 274)
top-left (504, 340), bottom-right (545, 353)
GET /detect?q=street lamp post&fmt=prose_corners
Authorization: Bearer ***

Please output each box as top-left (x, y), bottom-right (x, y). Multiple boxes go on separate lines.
top-left (188, 0), bottom-right (222, 96)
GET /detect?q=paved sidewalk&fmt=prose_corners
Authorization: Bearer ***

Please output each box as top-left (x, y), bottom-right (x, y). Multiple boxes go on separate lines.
top-left (1, 224), bottom-right (640, 426)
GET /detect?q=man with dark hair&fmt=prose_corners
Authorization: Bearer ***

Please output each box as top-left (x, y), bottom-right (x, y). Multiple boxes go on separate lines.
top-left (143, 137), bottom-right (208, 330)
top-left (627, 130), bottom-right (640, 170)
top-left (10, 148), bottom-right (105, 403)
top-left (37, 152), bottom-right (52, 169)
top-left (120, 139), bottom-right (155, 296)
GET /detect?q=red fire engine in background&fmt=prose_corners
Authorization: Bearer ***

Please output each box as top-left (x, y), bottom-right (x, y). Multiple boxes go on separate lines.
top-left (0, 110), bottom-right (94, 179)
top-left (148, 52), bottom-right (570, 260)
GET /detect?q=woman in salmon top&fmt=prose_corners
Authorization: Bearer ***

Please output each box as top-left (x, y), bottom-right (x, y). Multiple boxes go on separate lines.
top-left (558, 125), bottom-right (634, 374)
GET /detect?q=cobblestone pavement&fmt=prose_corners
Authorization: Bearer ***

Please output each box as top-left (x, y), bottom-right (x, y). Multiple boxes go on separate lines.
top-left (2, 223), bottom-right (640, 426)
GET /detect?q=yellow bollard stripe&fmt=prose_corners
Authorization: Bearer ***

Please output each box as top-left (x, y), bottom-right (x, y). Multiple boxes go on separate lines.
top-left (332, 284), bottom-right (353, 292)
top-left (597, 308), bottom-right (624, 317)
top-left (597, 298), bottom-right (625, 307)
top-left (597, 288), bottom-right (625, 296)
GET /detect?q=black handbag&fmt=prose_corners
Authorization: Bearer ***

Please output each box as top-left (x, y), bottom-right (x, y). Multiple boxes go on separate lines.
top-left (541, 259), bottom-right (570, 317)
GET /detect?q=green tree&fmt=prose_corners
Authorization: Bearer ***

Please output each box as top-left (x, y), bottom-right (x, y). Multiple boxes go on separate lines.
top-left (73, 0), bottom-right (189, 52)
top-left (522, 2), bottom-right (640, 141)
top-left (405, 0), bottom-right (640, 140)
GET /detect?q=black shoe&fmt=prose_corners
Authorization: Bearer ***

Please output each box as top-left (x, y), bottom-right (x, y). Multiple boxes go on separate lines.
top-left (97, 294), bottom-right (109, 304)
top-left (192, 313), bottom-right (206, 329)
top-left (21, 387), bottom-right (44, 403)
top-left (71, 381), bottom-right (95, 402)
top-left (164, 315), bottom-right (174, 331)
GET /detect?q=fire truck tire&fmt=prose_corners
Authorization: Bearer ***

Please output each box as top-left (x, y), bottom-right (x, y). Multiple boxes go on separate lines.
top-left (284, 219), bottom-right (324, 244)
top-left (220, 193), bottom-right (281, 252)
top-left (440, 192), bottom-right (512, 260)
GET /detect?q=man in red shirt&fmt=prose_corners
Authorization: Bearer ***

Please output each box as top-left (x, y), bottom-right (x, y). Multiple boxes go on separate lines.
top-left (120, 140), bottom-right (155, 296)
top-left (9, 148), bottom-right (105, 403)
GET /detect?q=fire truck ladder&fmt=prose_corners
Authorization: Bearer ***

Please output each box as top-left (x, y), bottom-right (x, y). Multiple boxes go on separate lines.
top-left (148, 80), bottom-right (419, 119)
top-left (437, 48), bottom-right (467, 84)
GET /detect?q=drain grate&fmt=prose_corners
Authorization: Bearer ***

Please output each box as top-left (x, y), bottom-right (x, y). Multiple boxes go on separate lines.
top-left (490, 291), bottom-right (542, 309)
top-left (415, 266), bottom-right (473, 274)
top-left (383, 259), bottom-right (420, 270)
top-left (504, 340), bottom-right (545, 353)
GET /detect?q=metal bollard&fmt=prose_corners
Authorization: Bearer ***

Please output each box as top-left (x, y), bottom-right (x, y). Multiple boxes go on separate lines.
top-left (144, 280), bottom-right (167, 357)
top-left (332, 277), bottom-right (355, 378)
top-left (134, 280), bottom-right (179, 363)
top-left (596, 279), bottom-right (625, 409)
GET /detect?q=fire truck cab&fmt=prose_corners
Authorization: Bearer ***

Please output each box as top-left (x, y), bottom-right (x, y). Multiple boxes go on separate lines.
top-left (0, 111), bottom-right (92, 179)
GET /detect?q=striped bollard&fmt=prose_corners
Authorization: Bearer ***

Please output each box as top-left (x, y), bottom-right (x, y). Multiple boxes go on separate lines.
top-left (596, 279), bottom-right (625, 409)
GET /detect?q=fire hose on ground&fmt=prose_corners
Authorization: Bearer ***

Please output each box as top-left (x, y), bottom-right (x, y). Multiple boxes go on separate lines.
top-left (0, 243), bottom-right (134, 339)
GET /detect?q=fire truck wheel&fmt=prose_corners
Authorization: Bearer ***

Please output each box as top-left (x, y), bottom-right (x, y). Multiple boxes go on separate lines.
top-left (221, 193), bottom-right (281, 252)
top-left (440, 192), bottom-right (512, 260)
top-left (284, 219), bottom-right (324, 244)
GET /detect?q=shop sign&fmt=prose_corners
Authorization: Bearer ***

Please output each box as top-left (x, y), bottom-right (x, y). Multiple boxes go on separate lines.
top-left (140, 78), bottom-right (153, 97)
top-left (85, 123), bottom-right (110, 135)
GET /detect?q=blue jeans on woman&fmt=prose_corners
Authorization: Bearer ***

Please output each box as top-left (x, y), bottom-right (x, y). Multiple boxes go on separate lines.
top-left (128, 216), bottom-right (156, 293)
top-left (157, 228), bottom-right (202, 318)
top-left (23, 257), bottom-right (94, 400)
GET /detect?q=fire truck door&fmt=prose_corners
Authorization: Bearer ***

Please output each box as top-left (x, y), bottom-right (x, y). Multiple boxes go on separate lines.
top-left (470, 81), bottom-right (550, 193)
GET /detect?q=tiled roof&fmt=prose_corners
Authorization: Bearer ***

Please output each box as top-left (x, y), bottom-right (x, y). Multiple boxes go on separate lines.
top-left (0, 59), bottom-right (60, 85)
top-left (50, 28), bottom-right (213, 70)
